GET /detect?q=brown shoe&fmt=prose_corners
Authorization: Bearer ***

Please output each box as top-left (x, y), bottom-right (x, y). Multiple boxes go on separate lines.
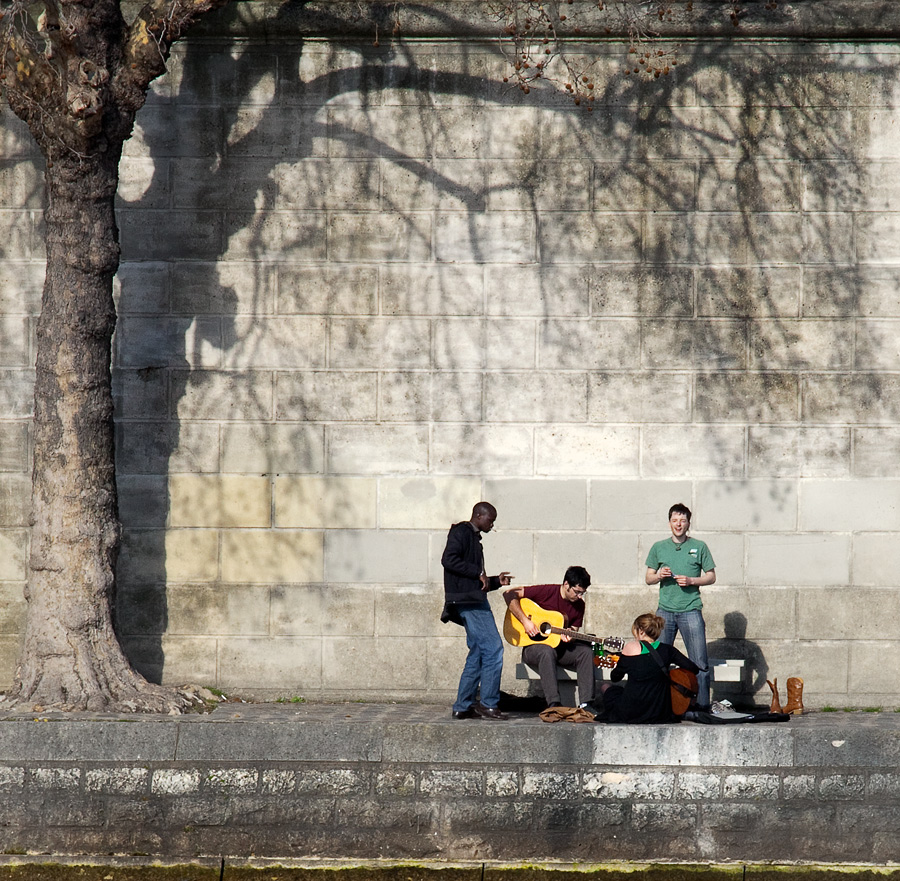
top-left (474, 703), bottom-right (507, 720)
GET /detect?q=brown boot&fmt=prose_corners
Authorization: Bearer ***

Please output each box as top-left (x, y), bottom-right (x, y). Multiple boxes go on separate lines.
top-left (783, 677), bottom-right (804, 715)
top-left (767, 678), bottom-right (782, 714)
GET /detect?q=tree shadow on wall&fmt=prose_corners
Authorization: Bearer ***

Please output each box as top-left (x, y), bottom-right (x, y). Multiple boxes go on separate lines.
top-left (113, 2), bottom-right (484, 684)
top-left (110, 2), bottom-right (900, 688)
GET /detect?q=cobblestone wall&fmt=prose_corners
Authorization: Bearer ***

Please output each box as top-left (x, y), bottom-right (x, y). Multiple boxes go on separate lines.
top-left (2, 2), bottom-right (900, 704)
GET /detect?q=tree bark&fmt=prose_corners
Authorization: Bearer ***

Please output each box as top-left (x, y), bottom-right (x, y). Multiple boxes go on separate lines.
top-left (2, 0), bottom-right (230, 711)
top-left (13, 150), bottom-right (183, 712)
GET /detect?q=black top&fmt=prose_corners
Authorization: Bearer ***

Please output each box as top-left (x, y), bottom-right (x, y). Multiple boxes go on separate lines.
top-left (603, 642), bottom-right (700, 724)
top-left (440, 522), bottom-right (500, 621)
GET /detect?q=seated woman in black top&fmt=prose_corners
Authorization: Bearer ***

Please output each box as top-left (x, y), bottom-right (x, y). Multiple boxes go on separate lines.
top-left (601, 612), bottom-right (700, 724)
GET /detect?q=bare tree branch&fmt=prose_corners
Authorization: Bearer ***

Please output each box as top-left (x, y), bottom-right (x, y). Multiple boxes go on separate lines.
top-left (117, 0), bottom-right (230, 105)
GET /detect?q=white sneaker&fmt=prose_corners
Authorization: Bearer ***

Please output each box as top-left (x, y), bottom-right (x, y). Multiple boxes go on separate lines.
top-left (710, 700), bottom-right (733, 715)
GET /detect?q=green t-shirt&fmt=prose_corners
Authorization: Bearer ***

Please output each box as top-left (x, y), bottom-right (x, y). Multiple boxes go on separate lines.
top-left (645, 537), bottom-right (715, 613)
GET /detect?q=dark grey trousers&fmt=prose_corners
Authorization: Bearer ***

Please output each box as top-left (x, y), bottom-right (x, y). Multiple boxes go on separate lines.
top-left (522, 642), bottom-right (596, 706)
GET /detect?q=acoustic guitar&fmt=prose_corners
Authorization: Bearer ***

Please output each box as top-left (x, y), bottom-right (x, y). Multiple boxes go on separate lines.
top-left (669, 668), bottom-right (699, 716)
top-left (643, 641), bottom-right (699, 716)
top-left (503, 598), bottom-right (625, 667)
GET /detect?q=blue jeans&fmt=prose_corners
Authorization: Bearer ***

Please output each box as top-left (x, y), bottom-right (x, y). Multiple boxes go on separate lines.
top-left (452, 602), bottom-right (504, 712)
top-left (657, 608), bottom-right (710, 708)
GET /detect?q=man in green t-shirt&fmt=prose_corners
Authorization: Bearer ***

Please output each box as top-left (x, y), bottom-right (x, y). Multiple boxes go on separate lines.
top-left (645, 503), bottom-right (716, 710)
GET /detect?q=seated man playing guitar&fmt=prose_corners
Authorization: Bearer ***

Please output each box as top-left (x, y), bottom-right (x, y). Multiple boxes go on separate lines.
top-left (503, 566), bottom-right (599, 710)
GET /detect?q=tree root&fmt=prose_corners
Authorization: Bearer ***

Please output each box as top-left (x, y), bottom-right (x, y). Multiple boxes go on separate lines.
top-left (7, 652), bottom-right (197, 714)
top-left (0, 680), bottom-right (226, 714)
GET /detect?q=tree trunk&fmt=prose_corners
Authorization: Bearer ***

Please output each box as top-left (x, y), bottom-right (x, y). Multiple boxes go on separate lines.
top-left (1, 0), bottom-right (232, 711)
top-left (13, 150), bottom-right (183, 712)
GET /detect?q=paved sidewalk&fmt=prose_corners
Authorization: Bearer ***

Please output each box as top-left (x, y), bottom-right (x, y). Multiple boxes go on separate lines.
top-left (213, 701), bottom-right (900, 729)
top-left (4, 699), bottom-right (899, 730)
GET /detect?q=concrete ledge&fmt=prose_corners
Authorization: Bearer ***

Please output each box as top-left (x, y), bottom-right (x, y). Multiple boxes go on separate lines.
top-left (0, 704), bottom-right (893, 766)
top-left (0, 704), bottom-right (897, 862)
top-left (0, 720), bottom-right (179, 762)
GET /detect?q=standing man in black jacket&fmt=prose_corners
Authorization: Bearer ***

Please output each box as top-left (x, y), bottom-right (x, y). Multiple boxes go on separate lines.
top-left (441, 502), bottom-right (513, 720)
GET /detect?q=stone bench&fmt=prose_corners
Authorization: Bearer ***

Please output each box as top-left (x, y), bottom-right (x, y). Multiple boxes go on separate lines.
top-left (708, 658), bottom-right (746, 687)
top-left (513, 660), bottom-right (611, 704)
top-left (515, 657), bottom-right (746, 703)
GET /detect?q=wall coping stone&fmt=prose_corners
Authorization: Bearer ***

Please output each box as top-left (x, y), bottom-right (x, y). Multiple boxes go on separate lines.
top-left (0, 703), bottom-right (895, 768)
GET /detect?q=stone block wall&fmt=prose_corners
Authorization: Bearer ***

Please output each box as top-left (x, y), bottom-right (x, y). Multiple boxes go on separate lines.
top-left (2, 3), bottom-right (900, 704)
top-left (0, 710), bottom-right (897, 863)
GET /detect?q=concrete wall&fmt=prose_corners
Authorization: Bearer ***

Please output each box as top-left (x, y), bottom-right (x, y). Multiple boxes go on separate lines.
top-left (0, 709), bottom-right (898, 863)
top-left (2, 2), bottom-right (900, 704)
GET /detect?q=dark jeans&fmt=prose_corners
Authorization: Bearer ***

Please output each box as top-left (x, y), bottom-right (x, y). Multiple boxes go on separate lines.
top-left (657, 607), bottom-right (710, 707)
top-left (452, 601), bottom-right (504, 712)
top-left (522, 642), bottom-right (595, 706)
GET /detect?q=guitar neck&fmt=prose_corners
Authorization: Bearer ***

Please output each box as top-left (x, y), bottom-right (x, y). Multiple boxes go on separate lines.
top-left (542, 625), bottom-right (617, 649)
top-left (544, 626), bottom-right (593, 643)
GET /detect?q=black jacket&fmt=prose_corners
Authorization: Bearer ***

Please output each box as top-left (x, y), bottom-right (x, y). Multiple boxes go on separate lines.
top-left (440, 521), bottom-right (500, 621)
top-left (604, 643), bottom-right (700, 724)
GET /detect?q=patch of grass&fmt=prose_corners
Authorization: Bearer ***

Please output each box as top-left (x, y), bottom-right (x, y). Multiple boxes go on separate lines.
top-left (842, 707), bottom-right (857, 712)
top-left (276, 696), bottom-right (306, 704)
top-left (863, 706), bottom-right (883, 713)
top-left (821, 706), bottom-right (838, 712)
